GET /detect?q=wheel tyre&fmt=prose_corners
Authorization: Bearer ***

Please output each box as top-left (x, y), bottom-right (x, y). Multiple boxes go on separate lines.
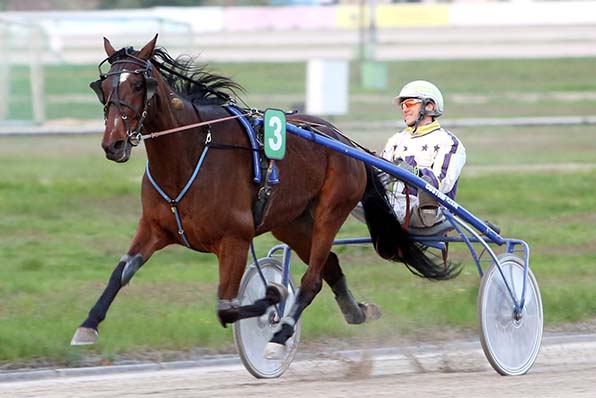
top-left (233, 258), bottom-right (301, 378)
top-left (478, 253), bottom-right (543, 376)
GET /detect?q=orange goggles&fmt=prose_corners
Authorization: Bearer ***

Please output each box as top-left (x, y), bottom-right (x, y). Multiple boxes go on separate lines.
top-left (400, 98), bottom-right (422, 110)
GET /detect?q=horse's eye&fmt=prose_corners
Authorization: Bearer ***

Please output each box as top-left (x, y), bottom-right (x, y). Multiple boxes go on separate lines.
top-left (133, 81), bottom-right (144, 92)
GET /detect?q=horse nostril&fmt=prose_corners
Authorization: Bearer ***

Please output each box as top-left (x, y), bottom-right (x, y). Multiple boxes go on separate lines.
top-left (112, 140), bottom-right (126, 152)
top-left (102, 139), bottom-right (127, 157)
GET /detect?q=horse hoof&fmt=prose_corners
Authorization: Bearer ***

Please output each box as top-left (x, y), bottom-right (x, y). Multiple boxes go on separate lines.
top-left (70, 327), bottom-right (98, 346)
top-left (267, 282), bottom-right (289, 301)
top-left (359, 302), bottom-right (382, 322)
top-left (264, 342), bottom-right (286, 360)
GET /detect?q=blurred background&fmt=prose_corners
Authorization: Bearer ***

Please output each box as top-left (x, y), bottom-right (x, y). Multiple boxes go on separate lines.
top-left (0, 0), bottom-right (595, 369)
top-left (2, 0), bottom-right (596, 128)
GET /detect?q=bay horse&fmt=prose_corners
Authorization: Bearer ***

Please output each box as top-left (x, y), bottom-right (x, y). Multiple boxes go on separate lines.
top-left (71, 35), bottom-right (458, 357)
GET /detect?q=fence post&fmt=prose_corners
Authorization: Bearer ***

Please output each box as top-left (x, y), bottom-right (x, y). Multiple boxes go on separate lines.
top-left (0, 25), bottom-right (9, 121)
top-left (306, 59), bottom-right (349, 116)
top-left (30, 26), bottom-right (45, 125)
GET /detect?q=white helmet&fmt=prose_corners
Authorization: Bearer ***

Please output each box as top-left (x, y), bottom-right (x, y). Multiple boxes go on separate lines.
top-left (393, 80), bottom-right (444, 117)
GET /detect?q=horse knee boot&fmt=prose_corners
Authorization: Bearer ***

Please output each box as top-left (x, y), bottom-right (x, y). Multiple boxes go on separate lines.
top-left (217, 299), bottom-right (240, 327)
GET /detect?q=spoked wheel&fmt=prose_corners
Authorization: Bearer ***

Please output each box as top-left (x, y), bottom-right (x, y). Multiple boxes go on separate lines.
top-left (233, 257), bottom-right (301, 378)
top-left (478, 253), bottom-right (543, 376)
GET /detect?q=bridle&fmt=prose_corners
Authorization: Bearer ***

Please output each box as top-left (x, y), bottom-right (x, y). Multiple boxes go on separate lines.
top-left (90, 46), bottom-right (257, 145)
top-left (90, 47), bottom-right (157, 146)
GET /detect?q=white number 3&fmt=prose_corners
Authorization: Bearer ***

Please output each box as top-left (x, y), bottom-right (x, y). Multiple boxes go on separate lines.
top-left (268, 116), bottom-right (282, 151)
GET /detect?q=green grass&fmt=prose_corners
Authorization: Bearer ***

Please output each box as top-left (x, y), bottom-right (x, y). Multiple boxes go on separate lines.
top-left (5, 57), bottom-right (596, 121)
top-left (0, 126), bottom-right (595, 368)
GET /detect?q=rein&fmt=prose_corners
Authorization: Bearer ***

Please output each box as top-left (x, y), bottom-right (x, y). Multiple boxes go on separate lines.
top-left (140, 111), bottom-right (252, 141)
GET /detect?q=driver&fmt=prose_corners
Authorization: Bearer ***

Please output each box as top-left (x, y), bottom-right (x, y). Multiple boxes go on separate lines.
top-left (380, 80), bottom-right (466, 228)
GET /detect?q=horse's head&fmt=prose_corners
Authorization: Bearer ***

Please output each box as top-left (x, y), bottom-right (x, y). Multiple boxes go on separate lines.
top-left (92, 35), bottom-right (159, 162)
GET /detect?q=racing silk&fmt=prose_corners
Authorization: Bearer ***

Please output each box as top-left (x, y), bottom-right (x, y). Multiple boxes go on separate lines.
top-left (381, 121), bottom-right (466, 198)
top-left (380, 121), bottom-right (466, 225)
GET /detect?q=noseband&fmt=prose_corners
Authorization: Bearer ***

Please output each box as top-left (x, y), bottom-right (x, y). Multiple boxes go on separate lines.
top-left (90, 47), bottom-right (157, 146)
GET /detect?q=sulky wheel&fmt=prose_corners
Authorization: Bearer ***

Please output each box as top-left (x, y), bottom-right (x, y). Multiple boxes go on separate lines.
top-left (478, 253), bottom-right (543, 376)
top-left (233, 257), bottom-right (301, 378)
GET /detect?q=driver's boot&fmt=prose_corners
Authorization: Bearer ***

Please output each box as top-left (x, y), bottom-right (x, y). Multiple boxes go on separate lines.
top-left (418, 176), bottom-right (440, 227)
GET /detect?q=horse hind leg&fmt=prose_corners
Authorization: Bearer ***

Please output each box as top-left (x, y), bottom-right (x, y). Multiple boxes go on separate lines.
top-left (264, 195), bottom-right (380, 357)
top-left (264, 254), bottom-right (382, 359)
top-left (325, 252), bottom-right (381, 325)
top-left (265, 219), bottom-right (367, 357)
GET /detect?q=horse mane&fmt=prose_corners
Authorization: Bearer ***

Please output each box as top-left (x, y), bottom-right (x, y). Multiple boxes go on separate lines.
top-left (148, 47), bottom-right (245, 105)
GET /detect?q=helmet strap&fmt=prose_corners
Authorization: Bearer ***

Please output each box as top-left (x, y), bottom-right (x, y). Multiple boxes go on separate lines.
top-left (407, 98), bottom-right (434, 134)
top-left (411, 99), bottom-right (429, 133)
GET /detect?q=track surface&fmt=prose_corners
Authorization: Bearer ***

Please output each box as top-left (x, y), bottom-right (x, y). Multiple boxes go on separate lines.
top-left (2, 333), bottom-right (594, 397)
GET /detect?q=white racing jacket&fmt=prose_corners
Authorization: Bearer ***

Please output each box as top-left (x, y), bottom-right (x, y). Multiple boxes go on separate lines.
top-left (380, 121), bottom-right (466, 225)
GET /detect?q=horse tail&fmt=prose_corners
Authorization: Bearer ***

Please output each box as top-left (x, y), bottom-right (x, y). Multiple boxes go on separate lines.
top-left (360, 164), bottom-right (461, 281)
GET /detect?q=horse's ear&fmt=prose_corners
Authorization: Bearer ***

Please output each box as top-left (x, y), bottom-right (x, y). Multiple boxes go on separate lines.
top-left (138, 34), bottom-right (158, 60)
top-left (103, 37), bottom-right (116, 57)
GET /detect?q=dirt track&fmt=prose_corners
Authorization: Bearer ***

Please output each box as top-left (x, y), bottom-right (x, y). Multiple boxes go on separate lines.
top-left (2, 334), bottom-right (595, 398)
top-left (3, 365), bottom-right (595, 398)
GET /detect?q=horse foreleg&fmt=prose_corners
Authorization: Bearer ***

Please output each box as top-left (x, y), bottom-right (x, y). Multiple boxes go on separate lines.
top-left (265, 266), bottom-right (323, 359)
top-left (265, 235), bottom-right (332, 357)
top-left (215, 236), bottom-right (288, 327)
top-left (217, 282), bottom-right (288, 327)
top-left (70, 221), bottom-right (166, 345)
top-left (263, 218), bottom-right (328, 358)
